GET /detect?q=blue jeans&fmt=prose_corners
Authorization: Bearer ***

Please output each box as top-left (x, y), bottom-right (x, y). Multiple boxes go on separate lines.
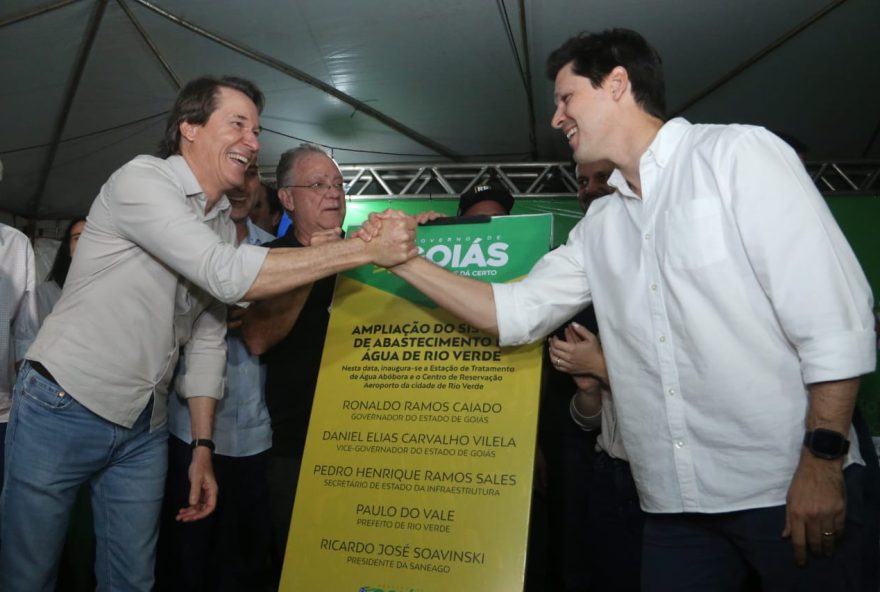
top-left (0, 361), bottom-right (168, 592)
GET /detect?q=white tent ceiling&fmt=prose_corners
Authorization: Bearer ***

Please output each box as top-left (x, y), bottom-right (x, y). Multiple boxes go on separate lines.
top-left (1, 0), bottom-right (878, 219)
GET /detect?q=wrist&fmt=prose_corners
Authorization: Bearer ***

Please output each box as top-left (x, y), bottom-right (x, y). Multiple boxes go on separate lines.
top-left (802, 428), bottom-right (849, 462)
top-left (570, 393), bottom-right (602, 430)
top-left (191, 438), bottom-right (215, 455)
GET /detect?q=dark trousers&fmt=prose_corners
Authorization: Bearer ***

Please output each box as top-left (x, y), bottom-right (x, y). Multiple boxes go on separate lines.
top-left (0, 421), bottom-right (5, 496)
top-left (550, 422), bottom-right (598, 592)
top-left (586, 451), bottom-right (646, 592)
top-left (156, 436), bottom-right (272, 592)
top-left (266, 454), bottom-right (303, 585)
top-left (642, 465), bottom-right (865, 592)
top-left (851, 408), bottom-right (880, 592)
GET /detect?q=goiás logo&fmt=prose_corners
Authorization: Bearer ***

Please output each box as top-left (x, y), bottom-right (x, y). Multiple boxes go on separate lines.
top-left (417, 234), bottom-right (509, 278)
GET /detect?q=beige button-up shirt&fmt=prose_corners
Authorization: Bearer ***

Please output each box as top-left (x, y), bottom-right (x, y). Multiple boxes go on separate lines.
top-left (28, 155), bottom-right (267, 429)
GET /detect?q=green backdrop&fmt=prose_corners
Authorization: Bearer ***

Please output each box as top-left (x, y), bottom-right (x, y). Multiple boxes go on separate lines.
top-left (344, 194), bottom-right (880, 433)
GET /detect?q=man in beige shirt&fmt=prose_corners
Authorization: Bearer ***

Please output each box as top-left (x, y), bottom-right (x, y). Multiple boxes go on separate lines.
top-left (0, 75), bottom-right (416, 592)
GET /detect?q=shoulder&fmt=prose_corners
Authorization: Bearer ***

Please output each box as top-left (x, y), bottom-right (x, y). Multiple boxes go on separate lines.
top-left (103, 155), bottom-right (187, 207)
top-left (114, 154), bottom-right (176, 178)
top-left (0, 223), bottom-right (30, 248)
top-left (265, 233), bottom-right (301, 249)
top-left (108, 155), bottom-right (181, 191)
top-left (686, 122), bottom-right (784, 154)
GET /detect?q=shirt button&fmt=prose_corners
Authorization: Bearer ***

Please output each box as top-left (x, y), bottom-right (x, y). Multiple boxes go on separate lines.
top-left (659, 335), bottom-right (666, 343)
top-left (644, 233), bottom-right (652, 240)
top-left (675, 440), bottom-right (685, 448)
top-left (668, 388), bottom-right (675, 396)
top-left (650, 283), bottom-right (658, 291)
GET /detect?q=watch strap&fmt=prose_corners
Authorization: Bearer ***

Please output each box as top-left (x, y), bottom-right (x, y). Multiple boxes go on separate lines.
top-left (803, 428), bottom-right (850, 460)
top-left (191, 438), bottom-right (215, 453)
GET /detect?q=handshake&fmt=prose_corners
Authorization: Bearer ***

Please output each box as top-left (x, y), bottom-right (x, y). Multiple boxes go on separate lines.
top-left (353, 209), bottom-right (443, 268)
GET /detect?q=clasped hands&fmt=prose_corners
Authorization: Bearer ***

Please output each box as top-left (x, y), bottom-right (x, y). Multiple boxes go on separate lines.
top-left (548, 322), bottom-right (608, 392)
top-left (355, 209), bottom-right (444, 267)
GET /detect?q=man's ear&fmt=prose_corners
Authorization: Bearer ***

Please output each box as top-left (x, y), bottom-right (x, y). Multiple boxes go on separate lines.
top-left (277, 188), bottom-right (295, 213)
top-left (180, 121), bottom-right (198, 143)
top-left (607, 66), bottom-right (630, 101)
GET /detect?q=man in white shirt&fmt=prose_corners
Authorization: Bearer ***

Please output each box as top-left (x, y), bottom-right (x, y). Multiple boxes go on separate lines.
top-left (548, 159), bottom-right (645, 591)
top-left (380, 28), bottom-right (875, 591)
top-left (0, 222), bottom-right (38, 491)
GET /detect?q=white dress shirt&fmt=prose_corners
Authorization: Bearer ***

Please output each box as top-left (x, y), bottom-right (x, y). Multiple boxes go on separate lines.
top-left (494, 118), bottom-right (875, 513)
top-left (0, 224), bottom-right (38, 421)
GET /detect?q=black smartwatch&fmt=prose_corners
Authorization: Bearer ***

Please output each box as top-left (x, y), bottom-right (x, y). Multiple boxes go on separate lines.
top-left (191, 438), bottom-right (216, 453)
top-left (803, 428), bottom-right (850, 460)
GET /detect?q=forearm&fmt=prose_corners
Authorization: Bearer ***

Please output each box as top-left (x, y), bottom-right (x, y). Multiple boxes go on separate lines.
top-left (244, 240), bottom-right (370, 301)
top-left (241, 285), bottom-right (312, 355)
top-left (805, 378), bottom-right (859, 435)
top-left (391, 257), bottom-right (498, 335)
top-left (186, 396), bottom-right (217, 441)
top-left (572, 386), bottom-right (603, 417)
top-left (784, 377), bottom-right (858, 564)
top-left (797, 377), bottom-right (860, 471)
top-left (570, 385), bottom-right (603, 430)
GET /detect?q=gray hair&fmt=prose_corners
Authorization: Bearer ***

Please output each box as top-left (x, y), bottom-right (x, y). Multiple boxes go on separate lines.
top-left (275, 144), bottom-right (330, 188)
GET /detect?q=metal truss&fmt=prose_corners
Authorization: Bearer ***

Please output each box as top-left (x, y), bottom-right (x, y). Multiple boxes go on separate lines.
top-left (806, 161), bottom-right (880, 195)
top-left (320, 161), bottom-right (880, 200)
top-left (336, 162), bottom-right (578, 200)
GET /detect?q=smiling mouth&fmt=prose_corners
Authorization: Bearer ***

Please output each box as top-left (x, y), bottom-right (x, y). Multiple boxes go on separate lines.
top-left (565, 126), bottom-right (578, 141)
top-left (227, 152), bottom-right (250, 167)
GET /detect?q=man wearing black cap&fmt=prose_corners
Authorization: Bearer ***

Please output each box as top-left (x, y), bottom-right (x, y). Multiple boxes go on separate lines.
top-left (458, 181), bottom-right (515, 216)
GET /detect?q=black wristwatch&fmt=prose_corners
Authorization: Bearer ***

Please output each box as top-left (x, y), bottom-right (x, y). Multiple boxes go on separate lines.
top-left (803, 428), bottom-right (850, 460)
top-left (191, 438), bottom-right (216, 453)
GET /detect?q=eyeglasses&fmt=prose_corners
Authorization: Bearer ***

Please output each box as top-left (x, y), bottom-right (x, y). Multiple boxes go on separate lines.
top-left (281, 182), bottom-right (346, 193)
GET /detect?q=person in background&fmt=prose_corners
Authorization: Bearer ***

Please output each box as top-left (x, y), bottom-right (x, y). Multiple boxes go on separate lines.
top-left (159, 162), bottom-right (275, 590)
top-left (240, 144), bottom-right (348, 584)
top-left (550, 317), bottom-right (646, 592)
top-left (32, 216), bottom-right (95, 592)
top-left (575, 159), bottom-right (616, 211)
top-left (541, 158), bottom-right (625, 592)
top-left (0, 221), bottom-right (38, 492)
top-left (35, 217), bottom-right (86, 324)
top-left (249, 181), bottom-right (283, 236)
top-left (457, 180), bottom-right (514, 216)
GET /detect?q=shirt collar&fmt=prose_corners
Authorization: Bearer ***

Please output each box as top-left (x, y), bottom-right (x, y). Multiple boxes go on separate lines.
top-left (642, 117), bottom-right (690, 168)
top-left (166, 154), bottom-right (231, 218)
top-left (607, 117), bottom-right (691, 199)
top-left (244, 218), bottom-right (274, 246)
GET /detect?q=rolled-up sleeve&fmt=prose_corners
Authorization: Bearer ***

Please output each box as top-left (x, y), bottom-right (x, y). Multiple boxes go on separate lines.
top-left (178, 297), bottom-right (227, 400)
top-left (107, 159), bottom-right (268, 303)
top-left (493, 229), bottom-right (592, 346)
top-left (727, 129), bottom-right (876, 383)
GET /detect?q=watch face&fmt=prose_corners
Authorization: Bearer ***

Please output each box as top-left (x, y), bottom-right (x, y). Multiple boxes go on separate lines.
top-left (809, 428), bottom-right (847, 457)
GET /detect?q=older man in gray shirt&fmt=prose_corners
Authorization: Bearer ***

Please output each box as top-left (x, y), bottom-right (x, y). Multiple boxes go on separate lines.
top-left (0, 75), bottom-right (416, 592)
